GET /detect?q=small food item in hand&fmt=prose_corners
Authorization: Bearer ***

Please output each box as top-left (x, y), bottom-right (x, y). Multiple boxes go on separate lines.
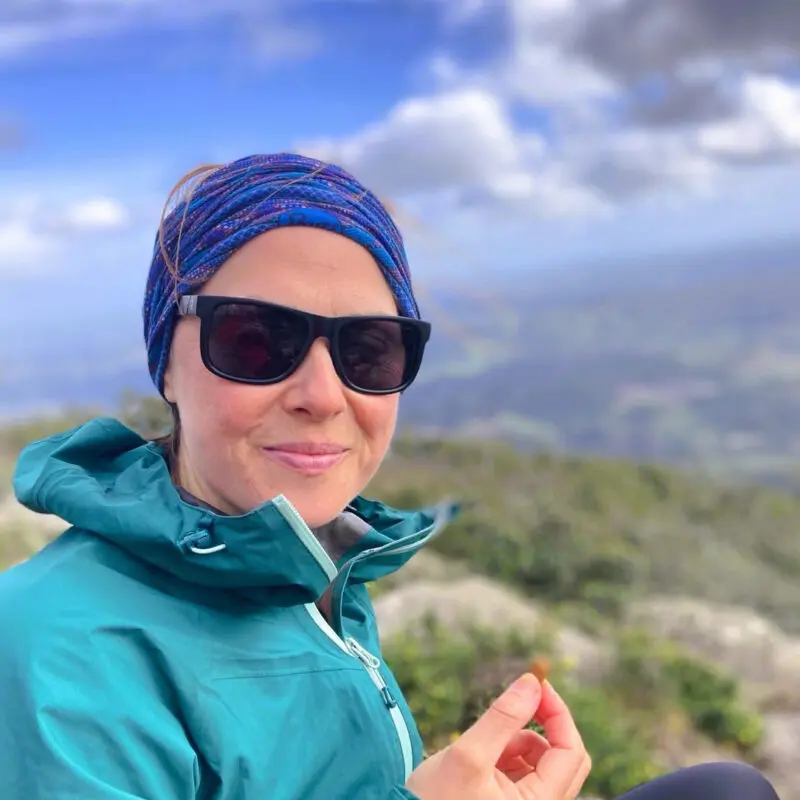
top-left (528, 657), bottom-right (551, 684)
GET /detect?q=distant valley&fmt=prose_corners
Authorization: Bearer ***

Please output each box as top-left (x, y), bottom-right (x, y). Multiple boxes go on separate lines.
top-left (400, 239), bottom-right (800, 488)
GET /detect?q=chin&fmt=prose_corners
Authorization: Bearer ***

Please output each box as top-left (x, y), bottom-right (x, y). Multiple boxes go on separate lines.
top-left (232, 483), bottom-right (340, 528)
top-left (230, 459), bottom-right (357, 524)
top-left (288, 498), bottom-right (346, 529)
top-left (279, 483), bottom-right (351, 526)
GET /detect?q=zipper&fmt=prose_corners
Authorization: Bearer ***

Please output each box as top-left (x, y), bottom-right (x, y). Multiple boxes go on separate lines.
top-left (275, 497), bottom-right (456, 781)
top-left (345, 636), bottom-right (399, 710)
top-left (274, 493), bottom-right (455, 591)
top-left (304, 603), bottom-right (414, 780)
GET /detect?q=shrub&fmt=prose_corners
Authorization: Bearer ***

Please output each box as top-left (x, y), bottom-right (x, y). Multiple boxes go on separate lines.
top-left (383, 619), bottom-right (664, 798)
top-left (614, 628), bottom-right (764, 752)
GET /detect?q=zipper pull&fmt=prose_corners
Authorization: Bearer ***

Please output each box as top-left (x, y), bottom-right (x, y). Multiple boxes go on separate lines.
top-left (345, 638), bottom-right (398, 709)
top-left (380, 686), bottom-right (398, 709)
top-left (345, 637), bottom-right (380, 669)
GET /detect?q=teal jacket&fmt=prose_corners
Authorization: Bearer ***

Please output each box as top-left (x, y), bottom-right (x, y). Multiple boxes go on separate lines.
top-left (0, 418), bottom-right (456, 800)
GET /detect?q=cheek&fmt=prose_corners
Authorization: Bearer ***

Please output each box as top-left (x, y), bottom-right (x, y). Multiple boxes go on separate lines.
top-left (177, 358), bottom-right (271, 445)
top-left (352, 395), bottom-right (399, 458)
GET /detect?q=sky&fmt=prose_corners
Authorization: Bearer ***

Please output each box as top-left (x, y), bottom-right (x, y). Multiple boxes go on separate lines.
top-left (2, 0), bottom-right (800, 398)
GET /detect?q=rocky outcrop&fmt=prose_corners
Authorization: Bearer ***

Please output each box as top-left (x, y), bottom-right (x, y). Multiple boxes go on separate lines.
top-left (373, 575), bottom-right (613, 685)
top-left (372, 550), bottom-right (472, 591)
top-left (627, 596), bottom-right (800, 800)
top-left (375, 578), bottom-right (800, 799)
top-left (760, 712), bottom-right (800, 796)
top-left (627, 596), bottom-right (800, 706)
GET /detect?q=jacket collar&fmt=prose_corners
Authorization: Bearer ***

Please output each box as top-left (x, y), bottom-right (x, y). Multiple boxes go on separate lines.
top-left (13, 417), bottom-right (456, 605)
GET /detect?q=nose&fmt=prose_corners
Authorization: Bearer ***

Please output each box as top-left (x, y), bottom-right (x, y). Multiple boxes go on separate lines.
top-left (281, 339), bottom-right (347, 420)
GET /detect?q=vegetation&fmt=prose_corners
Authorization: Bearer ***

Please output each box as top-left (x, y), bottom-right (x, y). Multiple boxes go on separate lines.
top-left (383, 618), bottom-right (761, 798)
top-left (369, 437), bottom-right (800, 634)
top-left (611, 629), bottom-right (763, 752)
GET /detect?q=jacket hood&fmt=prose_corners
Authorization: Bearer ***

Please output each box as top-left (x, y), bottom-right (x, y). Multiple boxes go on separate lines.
top-left (12, 417), bottom-right (456, 604)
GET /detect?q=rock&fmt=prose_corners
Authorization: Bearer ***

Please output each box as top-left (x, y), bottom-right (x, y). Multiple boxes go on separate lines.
top-left (757, 712), bottom-right (800, 800)
top-left (374, 576), bottom-right (613, 684)
top-left (627, 596), bottom-right (800, 706)
top-left (377, 582), bottom-right (800, 798)
top-left (374, 550), bottom-right (470, 592)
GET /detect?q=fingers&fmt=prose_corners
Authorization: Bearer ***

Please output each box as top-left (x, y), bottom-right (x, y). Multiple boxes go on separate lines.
top-left (519, 681), bottom-right (589, 798)
top-left (503, 756), bottom-right (536, 783)
top-left (498, 730), bottom-right (549, 784)
top-left (499, 707), bottom-right (591, 796)
top-left (448, 673), bottom-right (542, 774)
top-left (565, 751), bottom-right (593, 800)
top-left (496, 729), bottom-right (550, 771)
top-left (437, 673), bottom-right (590, 798)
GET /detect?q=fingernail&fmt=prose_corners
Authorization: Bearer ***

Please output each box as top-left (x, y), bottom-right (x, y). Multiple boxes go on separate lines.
top-left (497, 674), bottom-right (542, 717)
top-left (508, 672), bottom-right (541, 699)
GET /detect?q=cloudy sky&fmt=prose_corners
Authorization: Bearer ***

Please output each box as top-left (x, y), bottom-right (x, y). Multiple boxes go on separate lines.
top-left (1, 0), bottom-right (800, 386)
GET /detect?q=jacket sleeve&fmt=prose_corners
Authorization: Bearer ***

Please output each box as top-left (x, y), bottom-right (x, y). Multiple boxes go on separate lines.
top-left (0, 623), bottom-right (201, 800)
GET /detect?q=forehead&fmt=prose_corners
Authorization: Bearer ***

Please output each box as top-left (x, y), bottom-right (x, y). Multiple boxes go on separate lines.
top-left (200, 226), bottom-right (399, 317)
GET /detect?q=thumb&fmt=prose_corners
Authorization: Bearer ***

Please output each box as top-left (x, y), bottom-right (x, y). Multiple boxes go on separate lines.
top-left (453, 673), bottom-right (542, 770)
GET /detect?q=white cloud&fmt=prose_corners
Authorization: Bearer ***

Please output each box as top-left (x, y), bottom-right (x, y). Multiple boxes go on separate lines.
top-left (60, 197), bottom-right (131, 232)
top-left (0, 23), bottom-right (51, 58)
top-left (247, 22), bottom-right (321, 65)
top-left (0, 193), bottom-right (132, 276)
top-left (0, 0), bottom-right (319, 62)
top-left (402, 0), bottom-right (800, 212)
top-left (502, 43), bottom-right (615, 107)
top-left (300, 86), bottom-right (605, 219)
top-left (298, 74), bottom-right (723, 219)
top-left (697, 74), bottom-right (800, 162)
top-left (435, 0), bottom-right (493, 27)
top-left (426, 54), bottom-right (467, 90)
top-left (303, 88), bottom-right (522, 194)
top-left (8, 0), bottom-right (798, 246)
top-left (0, 226), bottom-right (54, 273)
top-left (573, 128), bottom-right (720, 202)
top-left (491, 0), bottom-right (619, 106)
top-left (0, 197), bottom-right (56, 275)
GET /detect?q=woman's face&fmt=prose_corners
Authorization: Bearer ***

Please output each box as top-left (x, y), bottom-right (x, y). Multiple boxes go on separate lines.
top-left (162, 226), bottom-right (401, 527)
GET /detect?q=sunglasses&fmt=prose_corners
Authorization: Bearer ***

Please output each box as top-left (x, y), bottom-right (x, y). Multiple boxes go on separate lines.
top-left (177, 295), bottom-right (431, 395)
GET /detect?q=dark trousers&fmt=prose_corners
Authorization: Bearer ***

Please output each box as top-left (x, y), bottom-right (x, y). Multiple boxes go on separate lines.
top-left (620, 763), bottom-right (780, 799)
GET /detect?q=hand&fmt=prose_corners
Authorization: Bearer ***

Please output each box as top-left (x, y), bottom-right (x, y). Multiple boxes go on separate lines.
top-left (405, 674), bottom-right (591, 800)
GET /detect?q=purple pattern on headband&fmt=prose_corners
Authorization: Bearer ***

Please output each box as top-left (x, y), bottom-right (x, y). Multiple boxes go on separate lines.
top-left (142, 153), bottom-right (420, 395)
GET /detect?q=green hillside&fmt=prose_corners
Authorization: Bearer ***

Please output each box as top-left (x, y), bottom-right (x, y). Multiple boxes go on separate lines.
top-left (370, 436), bottom-right (800, 634)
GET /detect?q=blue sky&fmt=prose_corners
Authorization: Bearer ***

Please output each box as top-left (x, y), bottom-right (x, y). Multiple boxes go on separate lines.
top-left (2, 0), bottom-right (800, 409)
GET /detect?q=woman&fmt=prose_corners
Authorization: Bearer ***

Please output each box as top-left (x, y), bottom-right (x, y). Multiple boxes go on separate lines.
top-left (0, 154), bottom-right (779, 800)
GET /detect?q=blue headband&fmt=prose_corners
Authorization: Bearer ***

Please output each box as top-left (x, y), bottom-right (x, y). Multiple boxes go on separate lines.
top-left (142, 152), bottom-right (420, 395)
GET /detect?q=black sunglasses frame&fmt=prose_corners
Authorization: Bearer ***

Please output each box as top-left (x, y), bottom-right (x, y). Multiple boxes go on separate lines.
top-left (177, 294), bottom-right (432, 395)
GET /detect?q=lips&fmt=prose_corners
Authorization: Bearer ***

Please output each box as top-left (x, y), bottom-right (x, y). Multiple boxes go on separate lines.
top-left (261, 443), bottom-right (348, 476)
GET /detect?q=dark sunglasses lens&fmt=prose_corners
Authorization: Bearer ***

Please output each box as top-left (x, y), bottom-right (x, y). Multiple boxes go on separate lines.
top-left (208, 303), bottom-right (308, 381)
top-left (338, 319), bottom-right (420, 391)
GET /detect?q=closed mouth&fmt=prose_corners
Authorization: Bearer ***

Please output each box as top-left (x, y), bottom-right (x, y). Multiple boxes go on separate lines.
top-left (261, 446), bottom-right (348, 475)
